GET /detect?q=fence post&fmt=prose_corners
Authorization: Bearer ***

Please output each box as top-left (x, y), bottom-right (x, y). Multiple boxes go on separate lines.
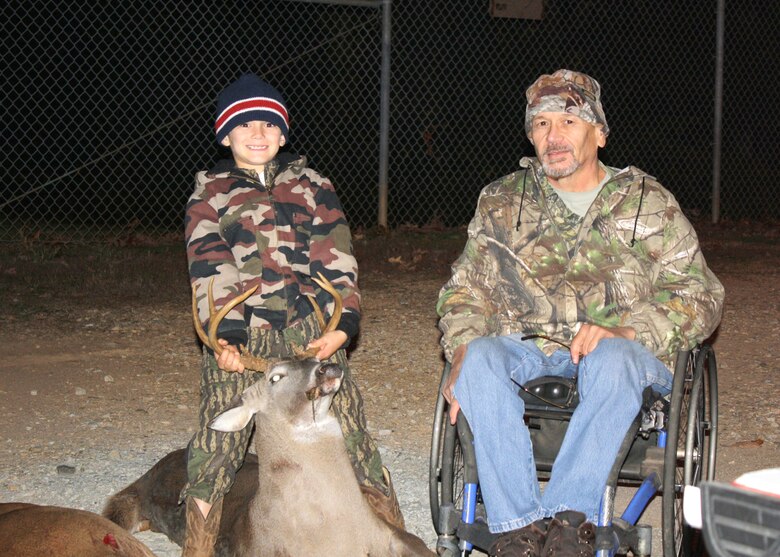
top-left (711, 0), bottom-right (725, 224)
top-left (377, 0), bottom-right (391, 228)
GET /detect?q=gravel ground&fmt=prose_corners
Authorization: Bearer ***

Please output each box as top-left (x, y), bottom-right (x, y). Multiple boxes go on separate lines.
top-left (1, 224), bottom-right (778, 555)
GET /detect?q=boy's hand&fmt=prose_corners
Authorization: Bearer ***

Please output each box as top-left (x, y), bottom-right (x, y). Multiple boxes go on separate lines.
top-left (307, 330), bottom-right (348, 361)
top-left (216, 339), bottom-right (245, 373)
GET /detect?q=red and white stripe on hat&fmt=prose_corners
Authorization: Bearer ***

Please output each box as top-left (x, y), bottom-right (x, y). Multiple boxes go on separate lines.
top-left (214, 97), bottom-right (289, 136)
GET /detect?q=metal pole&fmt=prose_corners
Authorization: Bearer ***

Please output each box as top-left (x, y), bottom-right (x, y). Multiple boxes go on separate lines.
top-left (377, 0), bottom-right (391, 228)
top-left (711, 0), bottom-right (725, 223)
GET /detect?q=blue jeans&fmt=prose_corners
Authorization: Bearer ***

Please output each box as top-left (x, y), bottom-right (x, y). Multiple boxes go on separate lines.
top-left (453, 335), bottom-right (673, 533)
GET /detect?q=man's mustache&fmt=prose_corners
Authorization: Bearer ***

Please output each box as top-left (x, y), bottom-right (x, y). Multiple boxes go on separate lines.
top-left (544, 143), bottom-right (573, 155)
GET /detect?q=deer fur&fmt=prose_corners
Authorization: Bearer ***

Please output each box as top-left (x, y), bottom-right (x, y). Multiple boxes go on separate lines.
top-left (0, 502), bottom-right (156, 557)
top-left (103, 358), bottom-right (434, 556)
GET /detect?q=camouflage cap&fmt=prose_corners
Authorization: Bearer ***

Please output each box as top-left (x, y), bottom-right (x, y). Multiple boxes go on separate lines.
top-left (524, 69), bottom-right (609, 136)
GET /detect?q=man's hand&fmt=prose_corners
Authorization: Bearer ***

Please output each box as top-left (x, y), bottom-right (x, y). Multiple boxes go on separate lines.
top-left (307, 330), bottom-right (348, 361)
top-left (569, 324), bottom-right (636, 364)
top-left (442, 344), bottom-right (467, 425)
top-left (216, 339), bottom-right (245, 373)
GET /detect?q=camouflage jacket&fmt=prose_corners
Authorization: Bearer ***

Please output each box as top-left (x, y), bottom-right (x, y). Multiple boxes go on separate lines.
top-left (437, 157), bottom-right (724, 371)
top-left (185, 152), bottom-right (360, 348)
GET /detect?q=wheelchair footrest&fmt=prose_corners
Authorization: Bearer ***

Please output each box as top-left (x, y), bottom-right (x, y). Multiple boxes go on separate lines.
top-left (596, 519), bottom-right (651, 556)
top-left (456, 520), bottom-right (497, 552)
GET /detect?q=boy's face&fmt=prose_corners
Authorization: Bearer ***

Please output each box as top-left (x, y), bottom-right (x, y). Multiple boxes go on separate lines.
top-left (221, 121), bottom-right (286, 173)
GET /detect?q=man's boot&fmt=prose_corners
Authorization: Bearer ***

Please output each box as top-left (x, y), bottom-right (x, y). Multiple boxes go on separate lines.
top-left (359, 466), bottom-right (406, 530)
top-left (541, 510), bottom-right (595, 557)
top-left (489, 519), bottom-right (548, 557)
top-left (182, 497), bottom-right (223, 557)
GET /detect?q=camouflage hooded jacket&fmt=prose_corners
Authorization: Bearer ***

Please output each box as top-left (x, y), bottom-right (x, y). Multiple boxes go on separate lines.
top-left (185, 152), bottom-right (360, 349)
top-left (437, 157), bottom-right (724, 371)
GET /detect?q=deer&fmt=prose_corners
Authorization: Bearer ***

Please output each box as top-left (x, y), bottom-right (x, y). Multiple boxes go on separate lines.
top-left (102, 274), bottom-right (435, 556)
top-left (0, 502), bottom-right (157, 557)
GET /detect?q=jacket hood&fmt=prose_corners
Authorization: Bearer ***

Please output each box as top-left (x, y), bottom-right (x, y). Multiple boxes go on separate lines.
top-left (518, 156), bottom-right (654, 187)
top-left (520, 157), bottom-right (655, 192)
top-left (208, 149), bottom-right (304, 176)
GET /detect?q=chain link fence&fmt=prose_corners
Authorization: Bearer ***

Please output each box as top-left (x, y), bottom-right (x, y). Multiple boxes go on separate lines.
top-left (2, 1), bottom-right (778, 243)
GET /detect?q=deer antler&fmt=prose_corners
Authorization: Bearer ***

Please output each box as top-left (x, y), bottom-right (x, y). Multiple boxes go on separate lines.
top-left (295, 272), bottom-right (344, 358)
top-left (191, 273), bottom-right (343, 371)
top-left (306, 273), bottom-right (343, 334)
top-left (191, 279), bottom-right (271, 372)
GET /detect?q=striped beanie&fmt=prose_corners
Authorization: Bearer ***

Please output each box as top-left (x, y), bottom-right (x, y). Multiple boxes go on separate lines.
top-left (215, 73), bottom-right (290, 144)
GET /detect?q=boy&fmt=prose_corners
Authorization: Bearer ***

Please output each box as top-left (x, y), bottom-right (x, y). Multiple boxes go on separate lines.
top-left (182, 73), bottom-right (400, 556)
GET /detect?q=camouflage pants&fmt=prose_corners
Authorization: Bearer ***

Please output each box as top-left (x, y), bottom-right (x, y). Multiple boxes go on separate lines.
top-left (179, 313), bottom-right (386, 504)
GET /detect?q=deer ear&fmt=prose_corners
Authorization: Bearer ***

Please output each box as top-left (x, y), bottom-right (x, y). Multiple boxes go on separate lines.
top-left (209, 405), bottom-right (255, 432)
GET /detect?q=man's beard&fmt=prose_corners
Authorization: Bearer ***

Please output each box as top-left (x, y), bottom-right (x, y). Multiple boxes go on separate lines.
top-left (542, 144), bottom-right (580, 178)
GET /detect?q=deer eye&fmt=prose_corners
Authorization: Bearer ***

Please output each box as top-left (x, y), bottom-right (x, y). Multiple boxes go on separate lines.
top-left (269, 373), bottom-right (283, 384)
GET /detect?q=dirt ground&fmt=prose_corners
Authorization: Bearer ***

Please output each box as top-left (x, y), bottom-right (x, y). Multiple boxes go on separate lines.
top-left (0, 222), bottom-right (778, 555)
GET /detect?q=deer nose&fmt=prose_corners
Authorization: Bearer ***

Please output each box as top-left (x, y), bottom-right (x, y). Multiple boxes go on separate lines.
top-left (318, 363), bottom-right (343, 380)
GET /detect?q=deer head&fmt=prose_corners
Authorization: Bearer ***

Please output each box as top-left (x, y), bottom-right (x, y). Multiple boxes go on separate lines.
top-left (191, 272), bottom-right (343, 373)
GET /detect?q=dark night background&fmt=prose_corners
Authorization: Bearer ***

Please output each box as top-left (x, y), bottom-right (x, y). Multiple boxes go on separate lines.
top-left (1, 1), bottom-right (778, 240)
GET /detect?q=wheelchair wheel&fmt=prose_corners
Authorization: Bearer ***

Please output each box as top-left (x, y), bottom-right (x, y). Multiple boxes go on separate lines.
top-left (429, 364), bottom-right (465, 534)
top-left (662, 346), bottom-right (718, 557)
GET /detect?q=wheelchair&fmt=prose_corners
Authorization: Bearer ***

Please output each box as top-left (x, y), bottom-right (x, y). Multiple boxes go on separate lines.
top-left (429, 345), bottom-right (718, 557)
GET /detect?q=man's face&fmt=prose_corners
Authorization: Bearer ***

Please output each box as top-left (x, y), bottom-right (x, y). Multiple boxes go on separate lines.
top-left (221, 120), bottom-right (285, 173)
top-left (529, 112), bottom-right (606, 181)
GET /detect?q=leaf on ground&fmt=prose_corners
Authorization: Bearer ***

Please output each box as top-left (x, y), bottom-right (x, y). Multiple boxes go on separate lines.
top-left (731, 438), bottom-right (764, 448)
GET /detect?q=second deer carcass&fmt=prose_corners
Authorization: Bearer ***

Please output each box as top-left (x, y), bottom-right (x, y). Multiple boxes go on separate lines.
top-left (0, 502), bottom-right (156, 557)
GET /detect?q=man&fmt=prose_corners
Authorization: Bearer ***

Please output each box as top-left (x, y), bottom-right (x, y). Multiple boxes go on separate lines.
top-left (436, 69), bottom-right (724, 557)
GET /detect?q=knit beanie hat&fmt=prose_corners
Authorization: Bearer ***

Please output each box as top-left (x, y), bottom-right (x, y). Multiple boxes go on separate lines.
top-left (215, 73), bottom-right (290, 144)
top-left (524, 69), bottom-right (609, 137)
